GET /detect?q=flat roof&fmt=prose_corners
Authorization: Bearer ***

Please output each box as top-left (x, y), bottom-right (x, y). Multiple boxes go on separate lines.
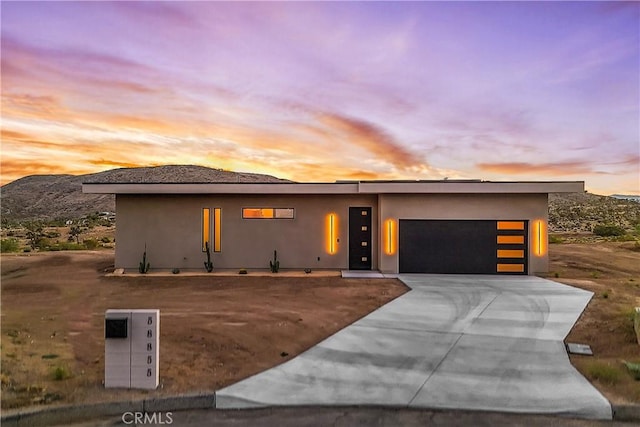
top-left (82, 180), bottom-right (584, 195)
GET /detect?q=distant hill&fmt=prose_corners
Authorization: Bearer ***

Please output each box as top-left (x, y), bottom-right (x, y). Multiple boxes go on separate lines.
top-left (611, 194), bottom-right (640, 203)
top-left (0, 165), bottom-right (290, 222)
top-left (549, 192), bottom-right (640, 232)
top-left (1, 167), bottom-right (639, 233)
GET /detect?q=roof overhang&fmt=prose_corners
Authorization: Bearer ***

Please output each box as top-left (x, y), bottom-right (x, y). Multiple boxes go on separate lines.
top-left (82, 181), bottom-right (585, 195)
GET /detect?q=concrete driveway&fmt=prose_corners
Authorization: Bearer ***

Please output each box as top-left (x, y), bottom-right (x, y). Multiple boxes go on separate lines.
top-left (215, 275), bottom-right (612, 419)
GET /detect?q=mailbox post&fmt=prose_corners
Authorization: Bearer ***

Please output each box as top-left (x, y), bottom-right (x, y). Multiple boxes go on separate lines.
top-left (105, 309), bottom-right (159, 389)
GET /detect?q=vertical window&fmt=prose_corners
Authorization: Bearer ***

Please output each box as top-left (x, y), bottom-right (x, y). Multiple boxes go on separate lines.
top-left (214, 208), bottom-right (221, 252)
top-left (202, 208), bottom-right (210, 252)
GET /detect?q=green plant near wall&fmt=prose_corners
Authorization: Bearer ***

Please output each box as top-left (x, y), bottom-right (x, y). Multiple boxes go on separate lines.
top-left (139, 244), bottom-right (150, 274)
top-left (269, 250), bottom-right (280, 273)
top-left (204, 242), bottom-right (214, 272)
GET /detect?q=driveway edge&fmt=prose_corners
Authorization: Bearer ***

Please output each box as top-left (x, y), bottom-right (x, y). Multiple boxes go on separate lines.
top-left (1, 398), bottom-right (639, 426)
top-left (0, 393), bottom-right (216, 427)
top-left (611, 404), bottom-right (640, 421)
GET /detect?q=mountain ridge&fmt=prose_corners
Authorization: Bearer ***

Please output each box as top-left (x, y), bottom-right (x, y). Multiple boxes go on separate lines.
top-left (0, 165), bottom-right (290, 221)
top-left (2, 165), bottom-right (639, 233)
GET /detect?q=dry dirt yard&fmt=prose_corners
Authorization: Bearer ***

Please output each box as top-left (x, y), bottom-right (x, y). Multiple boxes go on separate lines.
top-left (0, 251), bottom-right (406, 409)
top-left (548, 240), bottom-right (640, 404)
top-left (1, 240), bottom-right (639, 411)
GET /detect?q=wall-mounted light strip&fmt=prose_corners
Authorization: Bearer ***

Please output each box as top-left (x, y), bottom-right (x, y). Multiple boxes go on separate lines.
top-left (202, 208), bottom-right (210, 252)
top-left (326, 213), bottom-right (337, 255)
top-left (384, 219), bottom-right (397, 255)
top-left (213, 208), bottom-right (221, 252)
top-left (532, 219), bottom-right (547, 256)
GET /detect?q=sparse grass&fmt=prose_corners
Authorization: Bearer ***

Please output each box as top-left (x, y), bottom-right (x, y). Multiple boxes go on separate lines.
top-left (591, 271), bottom-right (600, 279)
top-left (585, 361), bottom-right (622, 385)
top-left (602, 291), bottom-right (609, 299)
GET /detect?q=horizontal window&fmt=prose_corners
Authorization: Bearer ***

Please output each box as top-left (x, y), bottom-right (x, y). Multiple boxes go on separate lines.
top-left (242, 208), bottom-right (295, 219)
top-left (497, 221), bottom-right (525, 230)
top-left (497, 263), bottom-right (525, 273)
top-left (497, 235), bottom-right (524, 244)
top-left (497, 249), bottom-right (524, 258)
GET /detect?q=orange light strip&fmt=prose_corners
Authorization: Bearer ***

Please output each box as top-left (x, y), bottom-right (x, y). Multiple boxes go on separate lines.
top-left (326, 213), bottom-right (337, 255)
top-left (532, 219), bottom-right (547, 256)
top-left (202, 208), bottom-right (210, 252)
top-left (213, 208), bottom-right (221, 252)
top-left (384, 219), bottom-right (396, 255)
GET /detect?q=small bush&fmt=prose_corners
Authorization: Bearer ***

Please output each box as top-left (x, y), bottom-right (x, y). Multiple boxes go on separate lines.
top-left (549, 235), bottom-right (564, 244)
top-left (100, 236), bottom-right (111, 243)
top-left (623, 361), bottom-right (640, 380)
top-left (172, 268), bottom-right (180, 274)
top-left (52, 366), bottom-right (71, 381)
top-left (585, 361), bottom-right (621, 385)
top-left (238, 268), bottom-right (247, 275)
top-left (593, 224), bottom-right (625, 237)
top-left (83, 239), bottom-right (99, 249)
top-left (23, 247), bottom-right (31, 253)
top-left (602, 291), bottom-right (609, 299)
top-left (554, 272), bottom-right (560, 278)
top-left (1, 238), bottom-right (20, 253)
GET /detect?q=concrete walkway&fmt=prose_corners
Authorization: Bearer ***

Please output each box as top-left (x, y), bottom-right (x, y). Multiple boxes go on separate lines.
top-left (215, 275), bottom-right (612, 419)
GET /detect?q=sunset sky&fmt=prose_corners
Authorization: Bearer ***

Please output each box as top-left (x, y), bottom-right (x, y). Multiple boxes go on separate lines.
top-left (1, 1), bottom-right (638, 195)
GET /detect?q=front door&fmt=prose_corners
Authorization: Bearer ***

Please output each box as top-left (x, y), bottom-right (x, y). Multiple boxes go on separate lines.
top-left (349, 207), bottom-right (372, 270)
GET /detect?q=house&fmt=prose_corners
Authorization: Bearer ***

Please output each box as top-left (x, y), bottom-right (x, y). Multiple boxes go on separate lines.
top-left (82, 179), bottom-right (584, 275)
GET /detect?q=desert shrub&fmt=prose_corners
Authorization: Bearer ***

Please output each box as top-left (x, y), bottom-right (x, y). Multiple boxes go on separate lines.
top-left (1, 238), bottom-right (20, 253)
top-left (623, 361), bottom-right (640, 380)
top-left (593, 224), bottom-right (625, 237)
top-left (35, 238), bottom-right (52, 250)
top-left (83, 239), bottom-right (99, 249)
top-left (100, 236), bottom-right (111, 243)
top-left (585, 361), bottom-right (621, 385)
top-left (52, 366), bottom-right (71, 381)
top-left (549, 235), bottom-right (564, 244)
top-left (45, 231), bottom-right (61, 239)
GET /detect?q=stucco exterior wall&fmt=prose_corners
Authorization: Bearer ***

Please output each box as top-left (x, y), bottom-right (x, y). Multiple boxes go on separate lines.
top-left (377, 193), bottom-right (549, 274)
top-left (115, 194), bottom-right (378, 271)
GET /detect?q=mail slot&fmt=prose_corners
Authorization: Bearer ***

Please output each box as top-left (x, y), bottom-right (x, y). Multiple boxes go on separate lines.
top-left (105, 318), bottom-right (128, 339)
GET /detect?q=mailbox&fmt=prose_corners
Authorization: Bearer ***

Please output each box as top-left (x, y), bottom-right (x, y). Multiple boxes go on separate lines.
top-left (105, 309), bottom-right (159, 389)
top-left (105, 318), bottom-right (128, 339)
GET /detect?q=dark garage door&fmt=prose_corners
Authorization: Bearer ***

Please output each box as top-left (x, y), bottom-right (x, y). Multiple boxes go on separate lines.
top-left (399, 220), bottom-right (528, 274)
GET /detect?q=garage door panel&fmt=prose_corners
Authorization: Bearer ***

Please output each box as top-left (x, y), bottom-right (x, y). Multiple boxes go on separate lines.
top-left (399, 220), bottom-right (528, 274)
